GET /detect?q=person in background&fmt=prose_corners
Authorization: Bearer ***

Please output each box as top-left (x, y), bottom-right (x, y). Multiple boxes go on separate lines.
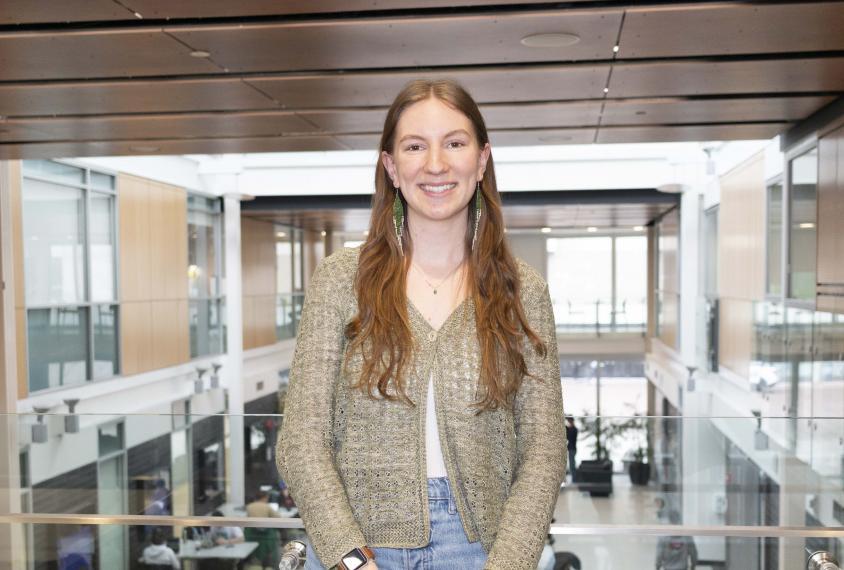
top-left (211, 510), bottom-right (245, 545)
top-left (245, 490), bottom-right (281, 570)
top-left (139, 527), bottom-right (180, 569)
top-left (565, 416), bottom-right (579, 483)
top-left (655, 511), bottom-right (698, 570)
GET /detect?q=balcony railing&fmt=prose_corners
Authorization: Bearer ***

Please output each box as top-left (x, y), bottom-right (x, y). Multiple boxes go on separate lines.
top-left (276, 292), bottom-right (306, 341)
top-left (553, 297), bottom-right (647, 336)
top-left (3, 413), bottom-right (843, 569)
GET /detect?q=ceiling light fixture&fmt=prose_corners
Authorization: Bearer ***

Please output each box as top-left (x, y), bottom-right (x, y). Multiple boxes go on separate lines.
top-left (633, 226), bottom-right (644, 231)
top-left (587, 227), bottom-right (598, 232)
top-left (190, 50), bottom-right (211, 58)
top-left (603, 87), bottom-right (609, 94)
top-left (277, 232), bottom-right (287, 238)
top-left (320, 230), bottom-right (327, 237)
top-left (133, 11), bottom-right (143, 19)
top-left (520, 33), bottom-right (581, 48)
top-left (613, 45), bottom-right (620, 53)
top-left (540, 227), bottom-right (552, 234)
top-left (799, 222), bottom-right (815, 229)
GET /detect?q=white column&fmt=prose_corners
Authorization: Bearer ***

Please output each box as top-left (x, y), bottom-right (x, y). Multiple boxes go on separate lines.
top-left (679, 188), bottom-right (702, 369)
top-left (223, 194), bottom-right (246, 507)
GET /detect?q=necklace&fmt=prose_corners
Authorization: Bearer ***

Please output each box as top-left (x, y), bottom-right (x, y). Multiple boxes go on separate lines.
top-left (411, 259), bottom-right (464, 295)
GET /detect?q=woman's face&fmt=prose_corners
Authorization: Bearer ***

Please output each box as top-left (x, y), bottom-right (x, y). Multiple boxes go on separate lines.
top-left (382, 96), bottom-right (490, 227)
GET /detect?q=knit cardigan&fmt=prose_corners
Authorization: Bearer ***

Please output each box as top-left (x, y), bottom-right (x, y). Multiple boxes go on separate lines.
top-left (277, 246), bottom-right (566, 569)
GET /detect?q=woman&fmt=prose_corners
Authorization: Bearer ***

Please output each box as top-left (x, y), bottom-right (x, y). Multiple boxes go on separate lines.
top-left (277, 79), bottom-right (566, 570)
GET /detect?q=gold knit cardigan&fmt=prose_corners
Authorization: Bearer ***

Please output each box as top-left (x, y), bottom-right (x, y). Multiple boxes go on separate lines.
top-left (277, 246), bottom-right (566, 569)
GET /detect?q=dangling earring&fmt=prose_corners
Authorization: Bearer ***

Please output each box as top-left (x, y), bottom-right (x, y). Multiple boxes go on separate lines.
top-left (471, 180), bottom-right (483, 252)
top-left (393, 187), bottom-right (404, 257)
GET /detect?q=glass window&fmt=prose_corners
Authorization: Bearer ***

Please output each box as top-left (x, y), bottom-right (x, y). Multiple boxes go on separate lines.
top-left (188, 194), bottom-right (224, 358)
top-left (26, 307), bottom-right (89, 391)
top-left (22, 160), bottom-right (85, 185)
top-left (788, 148), bottom-right (817, 300)
top-left (547, 236), bottom-right (613, 329)
top-left (92, 304), bottom-right (119, 380)
top-left (23, 180), bottom-right (86, 306)
top-left (766, 181), bottom-right (783, 296)
top-left (90, 193), bottom-right (116, 302)
top-left (98, 422), bottom-right (124, 457)
top-left (614, 236), bottom-right (648, 329)
top-left (22, 161), bottom-right (120, 394)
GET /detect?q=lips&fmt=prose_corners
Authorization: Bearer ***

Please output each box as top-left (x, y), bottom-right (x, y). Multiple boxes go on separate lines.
top-left (419, 182), bottom-right (457, 194)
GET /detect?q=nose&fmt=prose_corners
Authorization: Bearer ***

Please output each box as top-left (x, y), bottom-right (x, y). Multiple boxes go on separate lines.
top-left (424, 147), bottom-right (447, 175)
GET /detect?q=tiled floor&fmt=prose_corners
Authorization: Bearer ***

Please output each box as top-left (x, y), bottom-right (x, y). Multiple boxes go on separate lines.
top-left (551, 474), bottom-right (663, 569)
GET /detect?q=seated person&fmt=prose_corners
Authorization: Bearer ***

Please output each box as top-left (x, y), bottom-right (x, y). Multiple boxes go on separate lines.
top-left (139, 527), bottom-right (180, 569)
top-left (210, 510), bottom-right (245, 545)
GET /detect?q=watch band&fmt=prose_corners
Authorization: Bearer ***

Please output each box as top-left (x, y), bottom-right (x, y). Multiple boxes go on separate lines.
top-left (336, 545), bottom-right (375, 570)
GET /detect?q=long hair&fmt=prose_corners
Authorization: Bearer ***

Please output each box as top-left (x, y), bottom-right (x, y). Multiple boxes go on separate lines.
top-left (344, 79), bottom-right (546, 411)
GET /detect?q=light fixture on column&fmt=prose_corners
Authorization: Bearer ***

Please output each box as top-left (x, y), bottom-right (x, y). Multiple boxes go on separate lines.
top-left (195, 366), bottom-right (208, 395)
top-left (685, 365), bottom-right (697, 393)
top-left (752, 410), bottom-right (769, 450)
top-left (210, 363), bottom-right (223, 389)
top-left (63, 399), bottom-right (80, 434)
top-left (31, 407), bottom-right (51, 444)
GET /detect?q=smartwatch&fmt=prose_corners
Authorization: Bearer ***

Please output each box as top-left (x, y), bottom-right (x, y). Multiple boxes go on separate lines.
top-left (336, 546), bottom-right (374, 570)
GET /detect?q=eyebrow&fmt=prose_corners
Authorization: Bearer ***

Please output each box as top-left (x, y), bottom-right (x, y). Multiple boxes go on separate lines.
top-left (397, 129), bottom-right (472, 144)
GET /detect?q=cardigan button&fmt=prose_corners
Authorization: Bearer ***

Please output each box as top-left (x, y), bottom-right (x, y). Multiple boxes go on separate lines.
top-left (428, 331), bottom-right (436, 341)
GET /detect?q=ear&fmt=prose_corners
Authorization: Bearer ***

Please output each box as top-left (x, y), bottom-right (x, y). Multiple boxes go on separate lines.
top-left (381, 151), bottom-right (399, 188)
top-left (477, 142), bottom-right (491, 180)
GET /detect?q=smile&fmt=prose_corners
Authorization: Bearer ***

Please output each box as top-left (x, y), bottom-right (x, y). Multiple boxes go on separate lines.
top-left (419, 183), bottom-right (457, 194)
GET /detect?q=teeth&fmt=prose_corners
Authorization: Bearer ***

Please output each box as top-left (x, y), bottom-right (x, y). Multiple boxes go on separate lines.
top-left (421, 183), bottom-right (456, 193)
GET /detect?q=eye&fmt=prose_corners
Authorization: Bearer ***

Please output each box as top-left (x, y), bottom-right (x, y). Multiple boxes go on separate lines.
top-left (405, 143), bottom-right (423, 152)
top-left (446, 140), bottom-right (466, 149)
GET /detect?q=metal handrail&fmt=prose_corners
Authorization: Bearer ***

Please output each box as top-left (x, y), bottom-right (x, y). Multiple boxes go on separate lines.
top-left (808, 551), bottom-right (840, 570)
top-left (2, 513), bottom-right (844, 540)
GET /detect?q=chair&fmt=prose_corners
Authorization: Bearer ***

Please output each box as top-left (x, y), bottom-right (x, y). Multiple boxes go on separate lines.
top-left (139, 565), bottom-right (174, 570)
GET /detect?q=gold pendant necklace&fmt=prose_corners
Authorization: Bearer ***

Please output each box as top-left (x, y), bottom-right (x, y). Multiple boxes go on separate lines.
top-left (411, 259), bottom-right (464, 295)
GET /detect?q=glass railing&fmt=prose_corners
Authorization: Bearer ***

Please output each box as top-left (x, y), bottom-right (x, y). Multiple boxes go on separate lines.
top-left (276, 292), bottom-right (305, 341)
top-left (2, 413), bottom-right (843, 569)
top-left (552, 297), bottom-right (647, 335)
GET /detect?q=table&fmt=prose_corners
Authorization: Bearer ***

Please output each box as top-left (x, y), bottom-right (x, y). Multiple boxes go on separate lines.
top-left (179, 540), bottom-right (259, 569)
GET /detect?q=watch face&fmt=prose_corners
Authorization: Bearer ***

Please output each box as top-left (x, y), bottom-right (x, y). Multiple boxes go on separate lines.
top-left (341, 549), bottom-right (367, 570)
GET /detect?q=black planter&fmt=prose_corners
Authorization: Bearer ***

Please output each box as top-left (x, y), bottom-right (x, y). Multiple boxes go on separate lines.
top-left (628, 461), bottom-right (650, 486)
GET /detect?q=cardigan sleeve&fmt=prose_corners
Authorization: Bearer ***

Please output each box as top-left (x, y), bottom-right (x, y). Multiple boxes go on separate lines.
top-left (485, 283), bottom-right (566, 570)
top-left (276, 254), bottom-right (367, 568)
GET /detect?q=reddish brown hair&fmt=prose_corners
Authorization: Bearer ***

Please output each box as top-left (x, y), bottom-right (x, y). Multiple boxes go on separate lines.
top-left (344, 79), bottom-right (546, 411)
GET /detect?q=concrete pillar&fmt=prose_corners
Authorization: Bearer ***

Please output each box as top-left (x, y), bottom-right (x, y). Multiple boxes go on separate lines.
top-left (679, 188), bottom-right (701, 368)
top-left (223, 194), bottom-right (246, 507)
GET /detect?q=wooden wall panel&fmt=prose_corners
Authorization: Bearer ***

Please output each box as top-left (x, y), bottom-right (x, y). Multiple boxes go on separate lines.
top-left (719, 297), bottom-right (753, 379)
top-left (15, 309), bottom-right (27, 399)
top-left (718, 151), bottom-right (766, 302)
top-left (7, 160), bottom-right (28, 398)
top-left (241, 218), bottom-right (277, 349)
top-left (817, 124), bottom-right (844, 314)
top-left (656, 208), bottom-right (679, 350)
top-left (119, 174), bottom-right (189, 375)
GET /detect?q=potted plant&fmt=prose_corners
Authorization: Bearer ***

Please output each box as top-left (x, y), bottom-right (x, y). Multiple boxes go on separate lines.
top-left (628, 446), bottom-right (650, 486)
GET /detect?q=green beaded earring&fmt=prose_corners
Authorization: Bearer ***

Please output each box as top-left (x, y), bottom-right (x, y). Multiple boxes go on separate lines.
top-left (393, 188), bottom-right (404, 256)
top-left (471, 181), bottom-right (483, 252)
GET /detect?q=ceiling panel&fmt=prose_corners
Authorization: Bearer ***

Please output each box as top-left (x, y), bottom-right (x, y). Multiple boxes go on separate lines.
top-left (301, 100), bottom-right (603, 133)
top-left (3, 112), bottom-right (317, 142)
top-left (0, 1), bottom-right (134, 24)
top-left (490, 128), bottom-right (596, 146)
top-left (0, 135), bottom-right (347, 160)
top-left (0, 30), bottom-right (221, 81)
top-left (597, 123), bottom-right (789, 144)
top-left (619, 2), bottom-right (844, 59)
top-left (601, 96), bottom-right (835, 125)
top-left (167, 9), bottom-right (622, 73)
top-left (609, 57), bottom-right (844, 98)
top-left (0, 78), bottom-right (276, 117)
top-left (249, 65), bottom-right (611, 108)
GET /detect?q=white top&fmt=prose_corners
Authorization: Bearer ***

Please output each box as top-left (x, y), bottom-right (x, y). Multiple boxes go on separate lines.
top-left (425, 371), bottom-right (448, 478)
top-left (139, 544), bottom-right (180, 568)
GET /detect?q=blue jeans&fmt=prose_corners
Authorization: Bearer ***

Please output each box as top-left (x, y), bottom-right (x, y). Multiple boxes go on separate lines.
top-left (304, 477), bottom-right (487, 569)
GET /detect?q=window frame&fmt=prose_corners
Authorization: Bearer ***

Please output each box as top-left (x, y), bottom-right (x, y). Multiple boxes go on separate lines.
top-left (783, 136), bottom-right (819, 307)
top-left (764, 174), bottom-right (785, 300)
top-left (21, 159), bottom-right (121, 395)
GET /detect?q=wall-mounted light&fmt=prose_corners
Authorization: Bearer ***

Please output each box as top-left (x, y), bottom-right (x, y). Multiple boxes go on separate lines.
top-left (752, 410), bottom-right (769, 450)
top-left (210, 363), bottom-right (222, 389)
top-left (32, 407), bottom-right (51, 444)
top-left (685, 365), bottom-right (697, 393)
top-left (63, 399), bottom-right (80, 434)
top-left (195, 366), bottom-right (208, 395)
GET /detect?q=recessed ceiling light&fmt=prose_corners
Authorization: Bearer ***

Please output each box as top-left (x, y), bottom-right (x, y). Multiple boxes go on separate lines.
top-left (277, 232), bottom-right (286, 238)
top-left (540, 227), bottom-right (552, 234)
top-left (320, 230), bottom-right (327, 237)
top-left (133, 11), bottom-right (143, 19)
top-left (798, 222), bottom-right (815, 229)
top-left (190, 50), bottom-right (211, 58)
top-left (129, 145), bottom-right (159, 152)
top-left (634, 226), bottom-right (644, 231)
top-left (520, 33), bottom-right (580, 48)
top-left (613, 45), bottom-right (620, 53)
top-left (603, 87), bottom-right (609, 94)
top-left (587, 227), bottom-right (598, 232)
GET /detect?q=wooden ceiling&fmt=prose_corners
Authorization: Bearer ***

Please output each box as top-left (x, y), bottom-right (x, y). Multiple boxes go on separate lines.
top-left (0, 1), bottom-right (842, 158)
